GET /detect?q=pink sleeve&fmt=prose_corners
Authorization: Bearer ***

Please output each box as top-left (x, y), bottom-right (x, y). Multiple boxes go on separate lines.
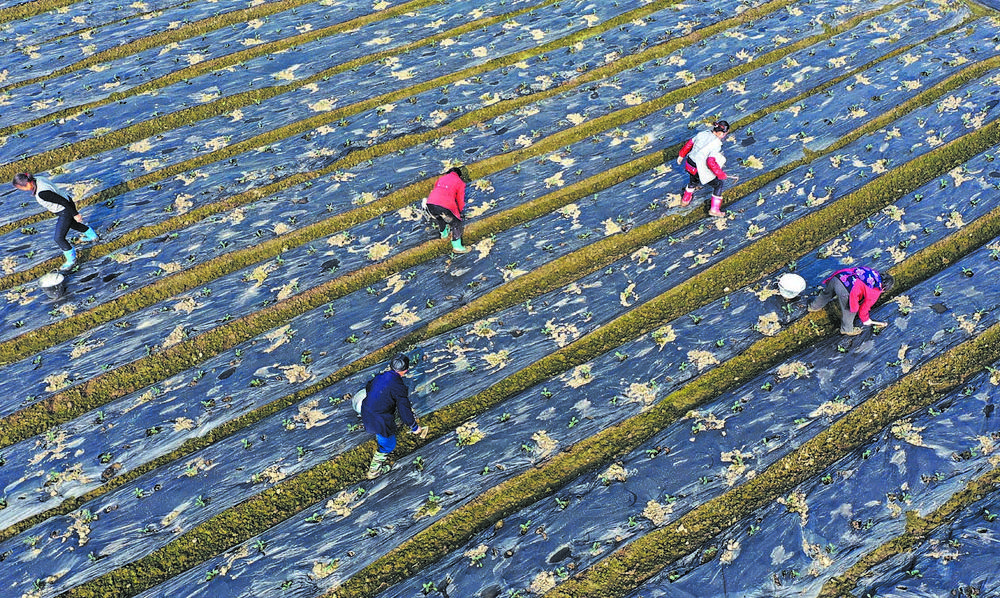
top-left (855, 286), bottom-right (881, 322)
top-left (678, 139), bottom-right (694, 159)
top-left (706, 156), bottom-right (727, 180)
top-left (455, 179), bottom-right (466, 215)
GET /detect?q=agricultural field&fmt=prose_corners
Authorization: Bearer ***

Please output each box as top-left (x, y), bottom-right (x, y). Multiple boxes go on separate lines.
top-left (0, 0), bottom-right (999, 596)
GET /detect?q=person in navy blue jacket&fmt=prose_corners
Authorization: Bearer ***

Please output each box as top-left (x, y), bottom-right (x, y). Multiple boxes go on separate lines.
top-left (361, 354), bottom-right (426, 479)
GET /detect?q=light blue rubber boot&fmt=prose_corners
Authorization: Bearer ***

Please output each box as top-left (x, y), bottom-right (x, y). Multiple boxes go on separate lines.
top-left (82, 227), bottom-right (99, 242)
top-left (440, 224), bottom-right (450, 239)
top-left (60, 248), bottom-right (77, 271)
top-left (451, 239), bottom-right (471, 254)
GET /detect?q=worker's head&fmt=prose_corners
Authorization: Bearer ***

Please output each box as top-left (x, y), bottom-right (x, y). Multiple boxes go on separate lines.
top-left (12, 173), bottom-right (36, 192)
top-left (712, 120), bottom-right (730, 138)
top-left (880, 272), bottom-right (894, 293)
top-left (390, 353), bottom-right (410, 374)
top-left (448, 166), bottom-right (471, 183)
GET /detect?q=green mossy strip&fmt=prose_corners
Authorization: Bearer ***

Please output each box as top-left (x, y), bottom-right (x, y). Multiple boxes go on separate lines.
top-left (2, 51), bottom-right (975, 441)
top-left (1, 7), bottom-right (995, 462)
top-left (544, 326), bottom-right (1000, 598)
top-left (60, 102), bottom-right (1000, 598)
top-left (0, 0), bottom-right (922, 305)
top-left (333, 200), bottom-right (1000, 598)
top-left (0, 0), bottom-right (440, 99)
top-left (1, 16), bottom-right (992, 456)
top-left (0, 0), bottom-right (898, 245)
top-left (0, 0), bottom-right (537, 141)
top-left (0, 159), bottom-right (698, 542)
top-left (0, 0), bottom-right (948, 324)
top-left (0, 151), bottom-right (702, 447)
top-left (0, 0), bottom-right (76, 25)
top-left (0, 0), bottom-right (672, 183)
top-left (818, 465), bottom-right (1000, 598)
top-left (328, 314), bottom-right (839, 598)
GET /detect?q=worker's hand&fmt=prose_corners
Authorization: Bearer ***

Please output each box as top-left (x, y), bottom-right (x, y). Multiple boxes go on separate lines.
top-left (676, 156), bottom-right (683, 165)
top-left (74, 214), bottom-right (84, 223)
top-left (412, 425), bottom-right (429, 439)
top-left (863, 320), bottom-right (887, 327)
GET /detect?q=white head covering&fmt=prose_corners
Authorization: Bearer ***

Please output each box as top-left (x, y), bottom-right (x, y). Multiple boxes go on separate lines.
top-left (777, 273), bottom-right (806, 299)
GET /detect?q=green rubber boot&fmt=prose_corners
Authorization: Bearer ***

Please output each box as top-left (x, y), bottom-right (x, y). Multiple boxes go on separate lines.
top-left (60, 248), bottom-right (77, 271)
top-left (439, 224), bottom-right (450, 239)
top-left (367, 451), bottom-right (389, 479)
top-left (451, 238), bottom-right (471, 254)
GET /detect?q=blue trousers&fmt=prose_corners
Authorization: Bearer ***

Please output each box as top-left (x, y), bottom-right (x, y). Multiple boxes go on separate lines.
top-left (375, 434), bottom-right (397, 454)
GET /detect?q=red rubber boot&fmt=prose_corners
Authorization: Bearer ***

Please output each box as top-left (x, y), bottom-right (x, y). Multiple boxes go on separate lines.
top-left (680, 187), bottom-right (694, 206)
top-left (709, 195), bottom-right (724, 217)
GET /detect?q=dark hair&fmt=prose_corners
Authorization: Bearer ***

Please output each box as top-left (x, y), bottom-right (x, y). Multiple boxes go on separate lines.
top-left (390, 354), bottom-right (410, 372)
top-left (12, 173), bottom-right (35, 187)
top-left (712, 120), bottom-right (730, 134)
top-left (880, 272), bottom-right (894, 293)
top-left (448, 166), bottom-right (470, 183)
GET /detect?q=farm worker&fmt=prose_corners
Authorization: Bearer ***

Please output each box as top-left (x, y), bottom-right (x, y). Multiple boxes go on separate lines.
top-left (809, 266), bottom-right (894, 336)
top-left (12, 173), bottom-right (99, 271)
top-left (423, 165), bottom-right (472, 254)
top-left (676, 120), bottom-right (731, 217)
top-left (361, 354), bottom-right (427, 479)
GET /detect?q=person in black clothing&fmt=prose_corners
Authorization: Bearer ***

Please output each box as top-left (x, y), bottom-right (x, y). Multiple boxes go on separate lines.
top-left (360, 354), bottom-right (426, 479)
top-left (12, 173), bottom-right (99, 271)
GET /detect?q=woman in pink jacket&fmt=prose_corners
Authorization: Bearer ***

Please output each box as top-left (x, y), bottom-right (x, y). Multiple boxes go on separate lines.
top-left (424, 166), bottom-right (471, 254)
top-left (676, 120), bottom-right (731, 217)
top-left (809, 266), bottom-right (894, 335)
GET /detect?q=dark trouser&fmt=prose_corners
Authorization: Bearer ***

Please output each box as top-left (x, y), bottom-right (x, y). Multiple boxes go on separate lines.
top-left (809, 277), bottom-right (857, 334)
top-left (426, 204), bottom-right (463, 240)
top-left (687, 169), bottom-right (724, 195)
top-left (54, 208), bottom-right (88, 251)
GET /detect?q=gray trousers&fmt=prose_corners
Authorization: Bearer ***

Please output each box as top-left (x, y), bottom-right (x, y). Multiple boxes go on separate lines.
top-left (425, 204), bottom-right (463, 240)
top-left (809, 277), bottom-right (858, 334)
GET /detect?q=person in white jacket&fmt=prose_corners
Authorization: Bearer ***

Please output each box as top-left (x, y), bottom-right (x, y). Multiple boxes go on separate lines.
top-left (676, 120), bottom-right (731, 217)
top-left (13, 173), bottom-right (99, 271)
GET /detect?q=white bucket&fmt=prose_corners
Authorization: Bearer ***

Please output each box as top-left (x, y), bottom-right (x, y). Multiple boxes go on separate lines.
top-left (39, 272), bottom-right (66, 300)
